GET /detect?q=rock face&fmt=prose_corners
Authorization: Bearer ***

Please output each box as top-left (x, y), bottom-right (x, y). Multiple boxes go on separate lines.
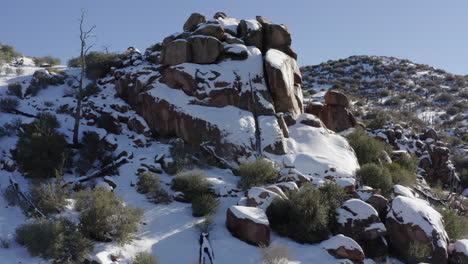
top-left (305, 91), bottom-right (356, 132)
top-left (115, 12), bottom-right (303, 164)
top-left (226, 205), bottom-right (270, 246)
top-left (386, 196), bottom-right (449, 264)
top-left (335, 199), bottom-right (388, 259)
top-left (321, 234), bottom-right (365, 261)
top-left (450, 239), bottom-right (468, 264)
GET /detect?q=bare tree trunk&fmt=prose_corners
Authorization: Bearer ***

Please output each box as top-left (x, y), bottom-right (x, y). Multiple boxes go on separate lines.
top-left (72, 10), bottom-right (95, 147)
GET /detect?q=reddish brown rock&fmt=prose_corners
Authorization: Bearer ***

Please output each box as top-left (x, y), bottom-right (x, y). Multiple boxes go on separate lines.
top-left (305, 102), bottom-right (323, 117)
top-left (319, 104), bottom-right (356, 132)
top-left (226, 206), bottom-right (270, 246)
top-left (324, 90), bottom-right (350, 107)
top-left (189, 35), bottom-right (223, 64)
top-left (160, 39), bottom-right (192, 66)
top-left (322, 235), bottom-right (365, 261)
top-left (183, 13), bottom-right (206, 32)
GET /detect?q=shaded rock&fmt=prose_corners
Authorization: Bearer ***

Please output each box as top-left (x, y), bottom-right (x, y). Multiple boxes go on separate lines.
top-left (450, 239), bottom-right (468, 264)
top-left (226, 205), bottom-right (270, 246)
top-left (161, 39), bottom-right (192, 66)
top-left (160, 67), bottom-right (198, 96)
top-left (366, 195), bottom-right (389, 220)
top-left (321, 234), bottom-right (365, 261)
top-left (424, 127), bottom-right (438, 141)
top-left (213, 12), bottom-right (228, 19)
top-left (189, 36), bottom-right (223, 64)
top-left (298, 113), bottom-right (322, 128)
top-left (386, 196), bottom-right (449, 264)
top-left (183, 13), bottom-right (206, 32)
top-left (305, 102), bottom-right (323, 117)
top-left (238, 19), bottom-right (263, 50)
top-left (264, 49), bottom-right (303, 118)
top-left (319, 105), bottom-right (356, 132)
top-left (223, 43), bottom-right (249, 60)
top-left (324, 90), bottom-right (350, 107)
top-left (193, 23), bottom-right (225, 40)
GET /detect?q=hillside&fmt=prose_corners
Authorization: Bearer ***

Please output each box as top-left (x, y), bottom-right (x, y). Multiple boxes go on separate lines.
top-left (1, 14), bottom-right (467, 264)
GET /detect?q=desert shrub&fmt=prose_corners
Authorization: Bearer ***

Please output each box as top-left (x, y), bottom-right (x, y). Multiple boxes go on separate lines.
top-left (0, 97), bottom-right (19, 112)
top-left (83, 52), bottom-right (123, 80)
top-left (75, 187), bottom-right (143, 244)
top-left (383, 96), bottom-right (402, 107)
top-left (77, 82), bottom-right (101, 99)
top-left (191, 193), bottom-right (219, 217)
top-left (0, 43), bottom-right (21, 62)
top-left (30, 183), bottom-right (69, 216)
top-left (266, 183), bottom-right (346, 244)
top-left (237, 158), bottom-right (280, 190)
top-left (394, 153), bottom-right (418, 173)
top-left (7, 82), bottom-right (22, 98)
top-left (356, 163), bottom-right (393, 195)
top-left (76, 131), bottom-right (106, 175)
top-left (33, 56), bottom-right (61, 66)
top-left (171, 170), bottom-right (212, 202)
top-left (133, 252), bottom-right (159, 264)
top-left (261, 244), bottom-right (291, 264)
top-left (165, 139), bottom-right (214, 174)
top-left (446, 106), bottom-right (461, 116)
top-left (57, 104), bottom-right (74, 115)
top-left (96, 113), bottom-right (120, 134)
top-left (434, 93), bottom-right (455, 104)
top-left (346, 128), bottom-right (389, 165)
top-left (136, 172), bottom-right (171, 204)
top-left (16, 218), bottom-right (93, 263)
top-left (407, 241), bottom-right (431, 264)
top-left (385, 163), bottom-right (416, 187)
top-left (364, 110), bottom-right (391, 130)
top-left (14, 113), bottom-right (68, 178)
top-left (437, 206), bottom-right (466, 241)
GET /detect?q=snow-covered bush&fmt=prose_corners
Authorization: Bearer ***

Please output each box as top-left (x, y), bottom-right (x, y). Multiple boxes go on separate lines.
top-left (0, 97), bottom-right (19, 112)
top-left (7, 82), bottom-right (22, 98)
top-left (356, 163), bottom-right (393, 195)
top-left (133, 252), bottom-right (159, 264)
top-left (171, 170), bottom-right (212, 202)
top-left (346, 128), bottom-right (389, 165)
top-left (16, 218), bottom-right (93, 263)
top-left (30, 183), bottom-right (69, 216)
top-left (14, 112), bottom-right (68, 179)
top-left (75, 187), bottom-right (143, 244)
top-left (266, 183), bottom-right (346, 244)
top-left (236, 158), bottom-right (280, 190)
top-left (191, 193), bottom-right (219, 217)
top-left (136, 172), bottom-right (171, 204)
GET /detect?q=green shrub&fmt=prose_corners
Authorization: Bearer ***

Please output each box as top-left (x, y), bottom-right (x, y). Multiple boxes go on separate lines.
top-left (96, 113), bottom-right (120, 134)
top-left (7, 82), bottom-right (22, 98)
top-left (237, 158), bottom-right (280, 190)
top-left (14, 113), bottom-right (68, 178)
top-left (394, 153), bottom-right (418, 173)
top-left (165, 140), bottom-right (204, 174)
top-left (78, 52), bottom-right (123, 80)
top-left (356, 163), bottom-right (393, 195)
top-left (385, 163), bottom-right (416, 187)
top-left (436, 206), bottom-right (466, 241)
top-left (434, 93), bottom-right (455, 104)
top-left (171, 170), bottom-right (212, 202)
top-left (77, 82), bottom-right (101, 99)
top-left (133, 251), bottom-right (159, 264)
top-left (0, 43), bottom-right (21, 62)
top-left (16, 218), bottom-right (93, 263)
top-left (136, 172), bottom-right (171, 204)
top-left (266, 183), bottom-right (346, 244)
top-left (0, 97), bottom-right (19, 112)
top-left (75, 187), bottom-right (143, 244)
top-left (364, 110), bottom-right (390, 130)
top-left (30, 183), bottom-right (69, 216)
top-left (407, 241), bottom-right (431, 264)
top-left (33, 56), bottom-right (61, 66)
top-left (191, 193), bottom-right (219, 217)
top-left (346, 128), bottom-right (390, 165)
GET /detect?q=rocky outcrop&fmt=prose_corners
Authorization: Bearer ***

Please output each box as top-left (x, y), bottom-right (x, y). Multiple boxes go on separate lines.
top-left (305, 91), bottom-right (356, 132)
top-left (386, 196), bottom-right (449, 264)
top-left (335, 199), bottom-right (387, 259)
top-left (321, 234), bottom-right (365, 261)
top-left (114, 12), bottom-right (303, 164)
top-left (226, 205), bottom-right (270, 246)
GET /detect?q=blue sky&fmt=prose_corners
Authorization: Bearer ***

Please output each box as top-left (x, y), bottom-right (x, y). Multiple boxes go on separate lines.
top-left (2, 0), bottom-right (467, 75)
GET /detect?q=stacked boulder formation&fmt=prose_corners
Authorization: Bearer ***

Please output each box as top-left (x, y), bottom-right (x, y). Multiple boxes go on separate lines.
top-left (114, 12), bottom-right (304, 165)
top-left (305, 90), bottom-right (357, 132)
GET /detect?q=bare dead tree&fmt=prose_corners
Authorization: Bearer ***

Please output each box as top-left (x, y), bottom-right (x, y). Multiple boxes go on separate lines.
top-left (73, 9), bottom-right (96, 147)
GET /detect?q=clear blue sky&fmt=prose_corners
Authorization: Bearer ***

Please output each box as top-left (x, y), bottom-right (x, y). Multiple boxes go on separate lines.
top-left (2, 0), bottom-right (467, 75)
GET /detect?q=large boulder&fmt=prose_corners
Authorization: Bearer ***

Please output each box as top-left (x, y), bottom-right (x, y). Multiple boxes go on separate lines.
top-left (193, 23), bottom-right (225, 41)
top-left (365, 194), bottom-right (389, 220)
top-left (321, 234), bottom-right (365, 261)
top-left (189, 36), bottom-right (224, 64)
top-left (160, 39), bottom-right (192, 66)
top-left (264, 49), bottom-right (303, 118)
top-left (386, 196), bottom-right (449, 264)
top-left (226, 205), bottom-right (270, 246)
top-left (238, 19), bottom-right (263, 50)
top-left (324, 90), bottom-right (350, 107)
top-left (183, 13), bottom-right (206, 32)
top-left (307, 91), bottom-right (356, 132)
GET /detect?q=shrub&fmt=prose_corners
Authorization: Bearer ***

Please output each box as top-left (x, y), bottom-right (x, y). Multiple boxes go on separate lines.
top-left (407, 241), bottom-right (431, 264)
top-left (14, 113), bottom-right (68, 178)
top-left (346, 128), bottom-right (390, 165)
top-left (394, 153), bottom-right (418, 173)
top-left (76, 131), bottom-right (106, 175)
top-left (171, 170), bottom-right (212, 202)
top-left (0, 43), bottom-right (21, 62)
top-left (0, 97), bottom-right (19, 112)
top-left (136, 172), bottom-right (171, 204)
top-left (83, 52), bottom-right (123, 80)
top-left (266, 183), bottom-right (346, 244)
top-left (75, 187), bottom-right (143, 244)
top-left (30, 183), bottom-right (69, 216)
top-left (191, 193), bottom-right (219, 217)
top-left (356, 163), bottom-right (393, 195)
top-left (15, 68), bottom-right (24, 76)
top-left (7, 82), bottom-right (22, 98)
top-left (16, 218), bottom-right (93, 263)
top-left (166, 140), bottom-right (212, 174)
top-left (57, 104), bottom-right (74, 115)
top-left (446, 107), bottom-right (461, 116)
top-left (364, 110), bottom-right (391, 130)
top-left (96, 113), bottom-right (120, 134)
top-left (434, 93), bottom-right (455, 104)
top-left (77, 82), bottom-right (101, 99)
top-left (385, 163), bottom-right (416, 187)
top-left (237, 158), bottom-right (280, 190)
top-left (436, 206), bottom-right (466, 241)
top-left (133, 252), bottom-right (159, 264)
top-left (33, 56), bottom-right (61, 66)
